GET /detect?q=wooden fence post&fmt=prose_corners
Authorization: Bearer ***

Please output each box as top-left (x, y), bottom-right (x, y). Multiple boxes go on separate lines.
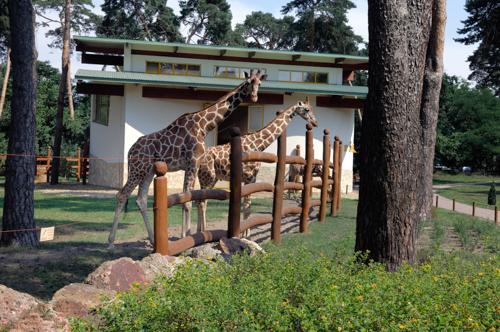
top-left (495, 206), bottom-right (498, 225)
top-left (76, 147), bottom-right (81, 182)
top-left (331, 136), bottom-right (340, 217)
top-left (435, 195), bottom-right (439, 208)
top-left (271, 128), bottom-right (286, 243)
top-left (228, 127), bottom-right (242, 238)
top-left (472, 202), bottom-right (475, 217)
top-left (153, 161), bottom-right (169, 255)
top-left (82, 142), bottom-right (89, 185)
top-left (337, 140), bottom-right (343, 211)
top-left (319, 129), bottom-right (330, 222)
top-left (300, 124), bottom-right (314, 233)
top-left (452, 198), bottom-right (455, 211)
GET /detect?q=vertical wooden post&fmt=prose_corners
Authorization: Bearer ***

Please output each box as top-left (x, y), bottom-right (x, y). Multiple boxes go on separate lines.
top-left (319, 129), bottom-right (330, 222)
top-left (452, 198), bottom-right (455, 211)
top-left (82, 142), bottom-right (89, 185)
top-left (495, 206), bottom-right (498, 225)
top-left (272, 128), bottom-right (286, 243)
top-left (300, 124), bottom-right (314, 233)
top-left (295, 144), bottom-right (301, 157)
top-left (46, 146), bottom-right (52, 183)
top-left (228, 127), bottom-right (242, 238)
top-left (332, 137), bottom-right (340, 217)
top-left (76, 147), bottom-right (81, 182)
top-left (153, 161), bottom-right (169, 255)
top-left (337, 140), bottom-right (343, 211)
top-left (435, 195), bottom-right (439, 208)
top-left (472, 202), bottom-right (475, 217)
top-left (346, 185), bottom-right (348, 195)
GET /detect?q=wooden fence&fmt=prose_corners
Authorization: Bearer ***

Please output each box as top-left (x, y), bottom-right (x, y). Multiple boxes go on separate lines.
top-left (32, 145), bottom-right (90, 183)
top-left (152, 125), bottom-right (344, 256)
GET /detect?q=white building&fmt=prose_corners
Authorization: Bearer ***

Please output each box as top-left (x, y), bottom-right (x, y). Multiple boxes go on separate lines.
top-left (74, 36), bottom-right (368, 190)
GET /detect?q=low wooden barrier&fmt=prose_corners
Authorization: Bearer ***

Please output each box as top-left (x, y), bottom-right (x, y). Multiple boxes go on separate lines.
top-left (152, 125), bottom-right (343, 256)
top-left (31, 146), bottom-right (90, 183)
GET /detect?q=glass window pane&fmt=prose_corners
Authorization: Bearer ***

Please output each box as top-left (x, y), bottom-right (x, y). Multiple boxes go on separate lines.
top-left (187, 64), bottom-right (201, 76)
top-left (94, 95), bottom-right (109, 126)
top-left (224, 67), bottom-right (238, 78)
top-left (290, 71), bottom-right (303, 82)
top-left (174, 64), bottom-right (186, 74)
top-left (303, 72), bottom-right (315, 83)
top-left (214, 66), bottom-right (226, 77)
top-left (278, 71), bottom-right (290, 81)
top-left (160, 63), bottom-right (173, 74)
top-left (316, 72), bottom-right (328, 83)
top-left (146, 62), bottom-right (158, 73)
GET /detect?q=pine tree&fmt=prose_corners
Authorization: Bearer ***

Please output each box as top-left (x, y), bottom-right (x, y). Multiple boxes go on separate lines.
top-left (97, 0), bottom-right (183, 42)
top-left (488, 182), bottom-right (496, 206)
top-left (235, 11), bottom-right (294, 50)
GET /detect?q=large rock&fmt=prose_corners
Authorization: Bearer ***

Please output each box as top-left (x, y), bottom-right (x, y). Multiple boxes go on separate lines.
top-left (184, 243), bottom-right (222, 261)
top-left (139, 254), bottom-right (178, 282)
top-left (218, 237), bottom-right (265, 257)
top-left (49, 283), bottom-right (115, 318)
top-left (0, 285), bottom-right (68, 332)
top-left (85, 257), bottom-right (146, 291)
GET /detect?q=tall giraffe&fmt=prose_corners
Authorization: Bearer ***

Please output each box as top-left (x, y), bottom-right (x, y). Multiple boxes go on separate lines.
top-left (196, 100), bottom-right (317, 232)
top-left (108, 70), bottom-right (267, 248)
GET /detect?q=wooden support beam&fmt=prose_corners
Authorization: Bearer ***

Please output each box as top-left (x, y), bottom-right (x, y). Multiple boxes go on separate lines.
top-left (142, 86), bottom-right (284, 104)
top-left (335, 57), bottom-right (346, 64)
top-left (316, 95), bottom-right (365, 109)
top-left (220, 49), bottom-right (227, 56)
top-left (173, 46), bottom-right (179, 53)
top-left (75, 42), bottom-right (124, 54)
top-left (292, 54), bottom-right (301, 61)
top-left (248, 51), bottom-right (256, 58)
top-left (76, 82), bottom-right (124, 96)
top-left (81, 53), bottom-right (124, 66)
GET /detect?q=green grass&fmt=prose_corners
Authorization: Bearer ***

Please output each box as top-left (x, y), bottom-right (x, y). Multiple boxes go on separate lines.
top-left (71, 200), bottom-right (499, 331)
top-left (433, 171), bottom-right (500, 185)
top-left (437, 184), bottom-right (497, 210)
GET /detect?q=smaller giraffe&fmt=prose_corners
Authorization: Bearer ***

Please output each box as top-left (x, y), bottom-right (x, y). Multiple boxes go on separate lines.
top-left (196, 100), bottom-right (317, 233)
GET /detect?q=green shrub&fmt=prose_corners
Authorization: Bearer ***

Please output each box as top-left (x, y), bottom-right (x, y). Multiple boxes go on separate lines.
top-left (488, 183), bottom-right (496, 206)
top-left (73, 250), bottom-right (499, 331)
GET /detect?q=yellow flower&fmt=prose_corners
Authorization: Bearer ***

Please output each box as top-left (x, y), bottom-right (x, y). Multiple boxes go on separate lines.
top-left (371, 283), bottom-right (377, 289)
top-left (399, 324), bottom-right (406, 329)
top-left (478, 272), bottom-right (484, 277)
top-left (357, 295), bottom-right (364, 301)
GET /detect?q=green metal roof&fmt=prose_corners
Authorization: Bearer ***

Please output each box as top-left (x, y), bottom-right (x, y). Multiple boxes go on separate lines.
top-left (74, 36), bottom-right (368, 66)
top-left (75, 69), bottom-right (368, 97)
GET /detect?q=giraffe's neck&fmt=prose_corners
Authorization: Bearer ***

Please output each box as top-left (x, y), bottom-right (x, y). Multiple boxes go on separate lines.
top-left (198, 81), bottom-right (249, 134)
top-left (242, 106), bottom-right (296, 151)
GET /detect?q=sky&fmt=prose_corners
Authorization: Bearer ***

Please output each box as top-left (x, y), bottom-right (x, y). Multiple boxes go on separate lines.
top-left (36, 0), bottom-right (476, 80)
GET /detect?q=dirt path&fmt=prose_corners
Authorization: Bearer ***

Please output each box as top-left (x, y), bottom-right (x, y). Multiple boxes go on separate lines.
top-left (433, 193), bottom-right (498, 222)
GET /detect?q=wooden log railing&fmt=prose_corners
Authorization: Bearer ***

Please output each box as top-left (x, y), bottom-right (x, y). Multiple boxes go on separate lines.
top-left (152, 124), bottom-right (344, 256)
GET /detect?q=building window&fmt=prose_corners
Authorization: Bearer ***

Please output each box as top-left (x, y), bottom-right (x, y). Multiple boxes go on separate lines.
top-left (93, 95), bottom-right (110, 126)
top-left (214, 66), bottom-right (266, 79)
top-left (278, 70), bottom-right (329, 84)
top-left (146, 61), bottom-right (201, 76)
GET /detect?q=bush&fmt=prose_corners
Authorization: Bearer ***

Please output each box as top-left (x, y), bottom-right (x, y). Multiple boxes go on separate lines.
top-left (488, 183), bottom-right (496, 206)
top-left (73, 250), bottom-right (499, 331)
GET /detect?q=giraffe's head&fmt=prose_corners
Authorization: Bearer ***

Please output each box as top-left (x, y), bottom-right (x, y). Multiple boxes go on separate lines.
top-left (244, 69), bottom-right (267, 103)
top-left (293, 98), bottom-right (318, 127)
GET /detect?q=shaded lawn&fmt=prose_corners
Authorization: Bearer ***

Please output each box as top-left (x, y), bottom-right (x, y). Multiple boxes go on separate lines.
top-left (433, 171), bottom-right (500, 185)
top-left (437, 184), bottom-right (497, 210)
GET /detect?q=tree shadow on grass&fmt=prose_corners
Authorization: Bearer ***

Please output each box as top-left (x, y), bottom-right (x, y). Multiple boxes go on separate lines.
top-left (0, 241), bottom-right (151, 300)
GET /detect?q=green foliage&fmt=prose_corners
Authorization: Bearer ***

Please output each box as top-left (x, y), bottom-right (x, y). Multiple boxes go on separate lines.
top-left (74, 251), bottom-right (499, 331)
top-left (488, 182), bottom-right (496, 206)
top-left (0, 61), bottom-right (89, 154)
top-left (435, 74), bottom-right (500, 173)
top-left (235, 11), bottom-right (294, 50)
top-left (180, 0), bottom-right (235, 45)
top-left (0, 0), bottom-right (8, 58)
top-left (455, 0), bottom-right (500, 95)
top-left (33, 0), bottom-right (100, 49)
top-left (281, 0), bottom-right (363, 54)
top-left (97, 0), bottom-right (183, 42)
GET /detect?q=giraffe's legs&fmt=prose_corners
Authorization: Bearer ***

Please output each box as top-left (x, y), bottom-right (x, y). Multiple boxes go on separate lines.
top-left (108, 181), bottom-right (137, 249)
top-left (242, 175), bottom-right (256, 238)
top-left (182, 166), bottom-right (198, 237)
top-left (136, 172), bottom-right (155, 244)
top-left (196, 179), bottom-right (216, 232)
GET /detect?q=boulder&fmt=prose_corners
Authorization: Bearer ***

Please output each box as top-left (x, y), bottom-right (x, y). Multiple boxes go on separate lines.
top-left (218, 237), bottom-right (265, 256)
top-left (184, 243), bottom-right (222, 261)
top-left (139, 254), bottom-right (178, 282)
top-left (85, 257), bottom-right (146, 291)
top-left (0, 285), bottom-right (68, 332)
top-left (49, 283), bottom-right (115, 318)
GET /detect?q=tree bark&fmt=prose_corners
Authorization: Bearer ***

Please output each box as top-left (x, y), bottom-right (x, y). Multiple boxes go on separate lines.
top-left (50, 0), bottom-right (71, 184)
top-left (1, 0), bottom-right (38, 246)
top-left (419, 0), bottom-right (446, 220)
top-left (0, 48), bottom-right (11, 117)
top-left (355, 0), bottom-right (441, 270)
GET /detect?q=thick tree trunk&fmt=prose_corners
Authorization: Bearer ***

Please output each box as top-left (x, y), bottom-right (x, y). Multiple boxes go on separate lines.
top-left (419, 0), bottom-right (446, 220)
top-left (50, 0), bottom-right (71, 184)
top-left (0, 48), bottom-right (11, 117)
top-left (355, 0), bottom-right (440, 270)
top-left (1, 0), bottom-right (38, 246)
